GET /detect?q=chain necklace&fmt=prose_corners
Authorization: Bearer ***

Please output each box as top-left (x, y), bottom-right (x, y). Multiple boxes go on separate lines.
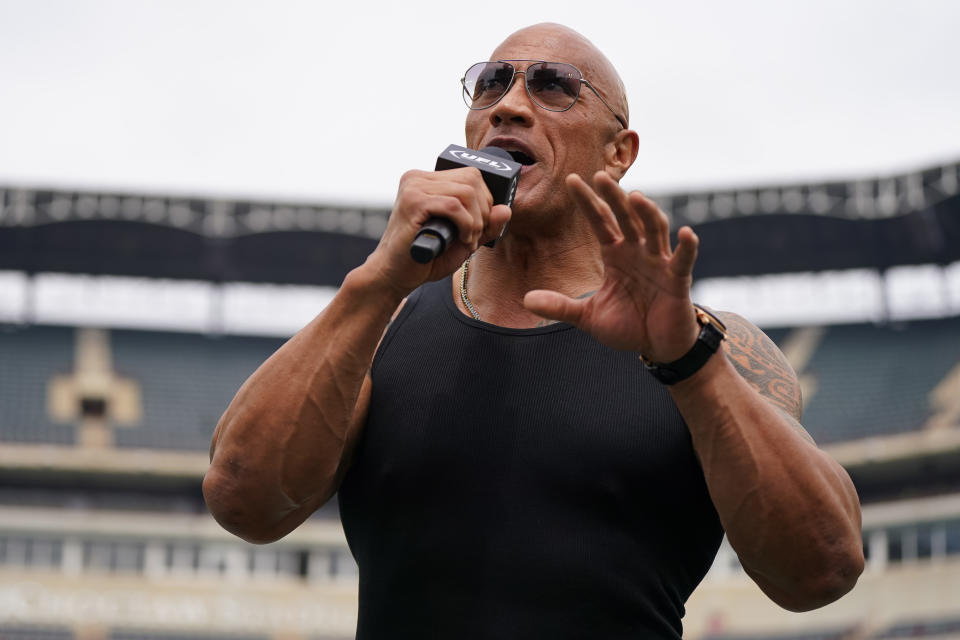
top-left (459, 255), bottom-right (481, 320)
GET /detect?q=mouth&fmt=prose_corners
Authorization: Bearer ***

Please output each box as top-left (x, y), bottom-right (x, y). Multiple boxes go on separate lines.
top-left (507, 150), bottom-right (536, 166)
top-left (486, 137), bottom-right (538, 171)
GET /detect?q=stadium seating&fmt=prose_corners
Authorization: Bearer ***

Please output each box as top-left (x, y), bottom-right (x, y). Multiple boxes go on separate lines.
top-left (0, 325), bottom-right (287, 451)
top-left (2, 316), bottom-right (960, 451)
top-left (108, 329), bottom-right (283, 451)
top-left (0, 627), bottom-right (74, 640)
top-left (0, 325), bottom-right (77, 445)
top-left (799, 316), bottom-right (960, 444)
top-left (874, 617), bottom-right (960, 638)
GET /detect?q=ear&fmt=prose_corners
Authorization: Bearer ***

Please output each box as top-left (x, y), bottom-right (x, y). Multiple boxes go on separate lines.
top-left (604, 128), bottom-right (639, 181)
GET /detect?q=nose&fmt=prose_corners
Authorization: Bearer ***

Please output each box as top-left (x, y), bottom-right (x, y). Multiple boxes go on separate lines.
top-left (488, 72), bottom-right (535, 127)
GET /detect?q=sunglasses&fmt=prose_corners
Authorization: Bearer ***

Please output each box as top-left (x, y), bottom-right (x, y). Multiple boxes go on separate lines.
top-left (461, 59), bottom-right (627, 129)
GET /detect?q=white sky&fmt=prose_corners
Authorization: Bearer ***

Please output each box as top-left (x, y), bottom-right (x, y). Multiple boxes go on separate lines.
top-left (1, 0), bottom-right (959, 207)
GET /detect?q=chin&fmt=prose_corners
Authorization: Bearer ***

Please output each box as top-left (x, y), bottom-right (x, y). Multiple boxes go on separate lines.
top-left (515, 178), bottom-right (566, 214)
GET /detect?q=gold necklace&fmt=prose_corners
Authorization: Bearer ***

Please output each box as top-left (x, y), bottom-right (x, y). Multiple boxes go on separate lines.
top-left (459, 255), bottom-right (481, 320)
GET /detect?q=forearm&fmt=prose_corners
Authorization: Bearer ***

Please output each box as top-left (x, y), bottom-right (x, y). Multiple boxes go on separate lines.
top-left (670, 354), bottom-right (864, 610)
top-left (203, 264), bottom-right (405, 542)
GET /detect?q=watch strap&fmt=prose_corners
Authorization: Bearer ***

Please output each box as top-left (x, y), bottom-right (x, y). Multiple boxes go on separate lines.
top-left (642, 305), bottom-right (727, 385)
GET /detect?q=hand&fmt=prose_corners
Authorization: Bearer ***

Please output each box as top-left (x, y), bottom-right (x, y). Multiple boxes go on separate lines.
top-left (523, 171), bottom-right (700, 363)
top-left (364, 167), bottom-right (512, 296)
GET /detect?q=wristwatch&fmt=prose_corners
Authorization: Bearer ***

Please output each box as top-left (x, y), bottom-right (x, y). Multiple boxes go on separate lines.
top-left (642, 304), bottom-right (727, 385)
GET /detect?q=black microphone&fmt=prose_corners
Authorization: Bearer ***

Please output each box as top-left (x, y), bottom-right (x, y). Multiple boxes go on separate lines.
top-left (409, 144), bottom-right (522, 264)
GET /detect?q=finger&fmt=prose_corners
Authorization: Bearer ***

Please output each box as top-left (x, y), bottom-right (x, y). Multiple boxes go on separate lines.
top-left (441, 181), bottom-right (489, 247)
top-left (671, 226), bottom-right (699, 277)
top-left (445, 166), bottom-right (494, 197)
top-left (445, 166), bottom-right (494, 225)
top-left (565, 174), bottom-right (622, 244)
top-left (479, 204), bottom-right (512, 245)
top-left (593, 171), bottom-right (641, 243)
top-left (629, 191), bottom-right (670, 256)
top-left (460, 167), bottom-right (495, 226)
top-left (442, 180), bottom-right (488, 246)
top-left (419, 168), bottom-right (492, 246)
top-left (419, 194), bottom-right (482, 248)
top-left (523, 289), bottom-right (587, 326)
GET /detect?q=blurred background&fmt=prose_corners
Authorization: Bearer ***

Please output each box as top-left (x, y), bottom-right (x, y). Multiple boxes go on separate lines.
top-left (1, 1), bottom-right (959, 639)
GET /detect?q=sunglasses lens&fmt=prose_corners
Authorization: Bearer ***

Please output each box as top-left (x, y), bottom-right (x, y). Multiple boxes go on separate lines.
top-left (462, 62), bottom-right (514, 109)
top-left (525, 62), bottom-right (581, 111)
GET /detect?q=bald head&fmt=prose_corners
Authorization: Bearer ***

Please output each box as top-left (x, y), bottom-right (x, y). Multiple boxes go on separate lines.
top-left (490, 23), bottom-right (629, 128)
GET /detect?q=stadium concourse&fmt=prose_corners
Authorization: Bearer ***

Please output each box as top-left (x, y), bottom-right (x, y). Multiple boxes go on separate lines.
top-left (1, 160), bottom-right (959, 640)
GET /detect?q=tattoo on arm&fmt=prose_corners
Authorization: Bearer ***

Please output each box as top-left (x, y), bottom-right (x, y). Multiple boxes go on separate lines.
top-left (716, 311), bottom-right (816, 445)
top-left (536, 290), bottom-right (597, 327)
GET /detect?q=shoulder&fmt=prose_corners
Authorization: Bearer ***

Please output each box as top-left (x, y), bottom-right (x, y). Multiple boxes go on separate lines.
top-left (711, 309), bottom-right (804, 423)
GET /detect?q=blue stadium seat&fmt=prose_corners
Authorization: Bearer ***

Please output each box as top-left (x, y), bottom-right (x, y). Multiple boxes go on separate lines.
top-left (798, 317), bottom-right (960, 444)
top-left (0, 626), bottom-right (74, 640)
top-left (109, 329), bottom-right (284, 452)
top-left (874, 616), bottom-right (960, 638)
top-left (0, 325), bottom-right (77, 445)
top-left (2, 315), bottom-right (958, 451)
top-left (0, 324), bottom-right (284, 451)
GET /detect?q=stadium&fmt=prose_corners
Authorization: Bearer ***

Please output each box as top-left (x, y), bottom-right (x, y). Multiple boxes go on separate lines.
top-left (1, 156), bottom-right (959, 639)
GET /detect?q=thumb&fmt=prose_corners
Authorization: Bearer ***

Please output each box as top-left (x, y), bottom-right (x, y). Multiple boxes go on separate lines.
top-left (523, 290), bottom-right (586, 326)
top-left (482, 204), bottom-right (512, 244)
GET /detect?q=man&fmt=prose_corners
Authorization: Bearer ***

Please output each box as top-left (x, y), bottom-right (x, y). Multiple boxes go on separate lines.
top-left (203, 23), bottom-right (864, 639)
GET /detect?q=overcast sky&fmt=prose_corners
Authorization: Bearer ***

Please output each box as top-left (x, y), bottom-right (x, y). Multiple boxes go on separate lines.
top-left (1, 0), bottom-right (958, 207)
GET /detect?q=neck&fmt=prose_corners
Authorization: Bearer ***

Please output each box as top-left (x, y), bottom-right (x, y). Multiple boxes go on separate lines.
top-left (457, 223), bottom-right (603, 328)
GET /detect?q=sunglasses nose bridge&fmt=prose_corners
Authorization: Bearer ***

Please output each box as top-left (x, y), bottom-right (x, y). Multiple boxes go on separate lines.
top-left (492, 68), bottom-right (537, 112)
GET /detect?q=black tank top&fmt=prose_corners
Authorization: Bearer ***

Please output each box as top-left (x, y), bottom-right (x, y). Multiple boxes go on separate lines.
top-left (338, 277), bottom-right (724, 639)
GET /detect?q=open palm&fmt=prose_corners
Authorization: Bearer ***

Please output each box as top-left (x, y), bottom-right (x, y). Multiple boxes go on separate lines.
top-left (524, 171), bottom-right (701, 364)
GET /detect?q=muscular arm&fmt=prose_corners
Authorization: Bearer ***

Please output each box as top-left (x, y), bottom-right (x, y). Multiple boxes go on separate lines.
top-left (202, 267), bottom-right (402, 544)
top-left (525, 172), bottom-right (863, 610)
top-left (671, 312), bottom-right (864, 611)
top-left (202, 166), bottom-right (509, 544)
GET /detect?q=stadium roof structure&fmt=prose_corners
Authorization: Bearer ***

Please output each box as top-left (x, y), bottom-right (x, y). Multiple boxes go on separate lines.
top-left (1, 159), bottom-right (958, 285)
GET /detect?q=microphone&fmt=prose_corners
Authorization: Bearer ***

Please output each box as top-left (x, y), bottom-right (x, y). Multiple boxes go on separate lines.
top-left (409, 144), bottom-right (522, 264)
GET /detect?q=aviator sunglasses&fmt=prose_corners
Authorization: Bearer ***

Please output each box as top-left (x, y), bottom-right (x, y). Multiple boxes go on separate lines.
top-left (461, 60), bottom-right (627, 129)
